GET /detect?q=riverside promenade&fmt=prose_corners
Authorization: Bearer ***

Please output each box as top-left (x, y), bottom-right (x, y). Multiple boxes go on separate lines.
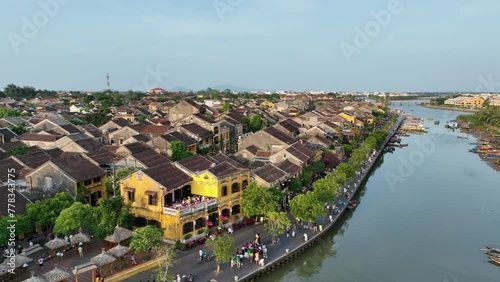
top-left (122, 116), bottom-right (403, 282)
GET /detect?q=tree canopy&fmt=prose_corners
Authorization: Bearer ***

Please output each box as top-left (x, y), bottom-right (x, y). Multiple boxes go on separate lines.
top-left (264, 211), bottom-right (291, 241)
top-left (290, 191), bottom-right (326, 222)
top-left (129, 225), bottom-right (164, 253)
top-left (53, 202), bottom-right (94, 236)
top-left (26, 192), bottom-right (74, 231)
top-left (91, 196), bottom-right (133, 239)
top-left (205, 234), bottom-right (236, 273)
top-left (170, 141), bottom-right (193, 161)
top-left (242, 182), bottom-right (279, 219)
top-left (312, 178), bottom-right (339, 203)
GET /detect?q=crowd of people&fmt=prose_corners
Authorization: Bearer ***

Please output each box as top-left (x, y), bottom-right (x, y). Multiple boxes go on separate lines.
top-left (231, 241), bottom-right (268, 268)
top-left (168, 195), bottom-right (211, 210)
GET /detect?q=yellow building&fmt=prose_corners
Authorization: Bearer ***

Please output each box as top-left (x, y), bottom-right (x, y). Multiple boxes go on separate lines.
top-left (444, 96), bottom-right (485, 108)
top-left (120, 154), bottom-right (250, 242)
top-left (260, 100), bottom-right (275, 108)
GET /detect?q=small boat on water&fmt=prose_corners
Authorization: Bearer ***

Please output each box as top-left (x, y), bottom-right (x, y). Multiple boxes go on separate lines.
top-left (434, 120), bottom-right (440, 125)
top-left (427, 116), bottom-right (434, 120)
top-left (484, 246), bottom-right (500, 253)
top-left (347, 200), bottom-right (358, 210)
top-left (457, 135), bottom-right (468, 139)
top-left (488, 254), bottom-right (500, 265)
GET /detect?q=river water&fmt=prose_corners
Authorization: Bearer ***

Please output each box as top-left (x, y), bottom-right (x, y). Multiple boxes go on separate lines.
top-left (260, 102), bottom-right (500, 282)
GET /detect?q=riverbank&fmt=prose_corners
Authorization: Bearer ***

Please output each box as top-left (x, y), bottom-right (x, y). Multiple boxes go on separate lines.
top-left (237, 116), bottom-right (403, 282)
top-left (419, 103), bottom-right (479, 113)
top-left (119, 117), bottom-right (403, 282)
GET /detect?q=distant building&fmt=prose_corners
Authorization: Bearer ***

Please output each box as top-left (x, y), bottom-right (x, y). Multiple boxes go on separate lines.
top-left (147, 87), bottom-right (166, 95)
top-left (444, 96), bottom-right (485, 108)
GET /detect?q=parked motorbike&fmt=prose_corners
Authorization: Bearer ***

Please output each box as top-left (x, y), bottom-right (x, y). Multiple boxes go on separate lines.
top-left (197, 252), bottom-right (214, 264)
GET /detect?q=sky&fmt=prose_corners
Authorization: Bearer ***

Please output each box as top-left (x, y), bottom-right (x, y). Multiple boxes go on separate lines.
top-left (1, 0), bottom-right (500, 93)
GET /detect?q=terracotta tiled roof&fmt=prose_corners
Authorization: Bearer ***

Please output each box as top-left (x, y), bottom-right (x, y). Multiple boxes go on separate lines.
top-left (141, 125), bottom-right (170, 135)
top-left (0, 141), bottom-right (27, 153)
top-left (181, 123), bottom-right (213, 139)
top-left (176, 154), bottom-right (213, 173)
top-left (285, 142), bottom-right (315, 162)
top-left (51, 153), bottom-right (106, 182)
top-left (0, 158), bottom-right (24, 181)
top-left (14, 150), bottom-right (52, 169)
top-left (123, 142), bottom-right (150, 154)
top-left (130, 134), bottom-right (150, 143)
top-left (255, 150), bottom-right (272, 158)
top-left (143, 163), bottom-right (192, 192)
top-left (207, 162), bottom-right (240, 178)
top-left (133, 148), bottom-right (171, 168)
top-left (0, 128), bottom-right (18, 142)
top-left (161, 132), bottom-right (197, 146)
top-left (275, 159), bottom-right (301, 176)
top-left (263, 127), bottom-right (295, 144)
top-left (20, 134), bottom-right (59, 142)
top-left (252, 163), bottom-right (287, 184)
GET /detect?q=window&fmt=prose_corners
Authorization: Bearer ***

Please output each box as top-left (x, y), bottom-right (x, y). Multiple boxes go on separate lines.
top-left (231, 183), bottom-right (240, 193)
top-left (183, 222), bottom-right (194, 234)
top-left (222, 186), bottom-right (228, 197)
top-left (127, 191), bottom-right (135, 202)
top-left (83, 179), bottom-right (92, 186)
top-left (93, 177), bottom-right (101, 183)
top-left (242, 180), bottom-right (249, 190)
top-left (232, 205), bottom-right (241, 215)
top-left (195, 218), bottom-right (206, 229)
top-left (148, 194), bottom-right (157, 206)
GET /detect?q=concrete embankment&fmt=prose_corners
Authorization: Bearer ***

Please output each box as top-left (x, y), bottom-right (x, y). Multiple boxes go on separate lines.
top-left (238, 117), bottom-right (403, 282)
top-left (419, 104), bottom-right (479, 113)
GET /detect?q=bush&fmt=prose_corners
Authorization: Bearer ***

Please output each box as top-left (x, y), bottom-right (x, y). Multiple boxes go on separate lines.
top-left (175, 241), bottom-right (186, 251)
top-left (222, 220), bottom-right (229, 224)
top-left (184, 233), bottom-right (192, 240)
top-left (197, 229), bottom-right (204, 235)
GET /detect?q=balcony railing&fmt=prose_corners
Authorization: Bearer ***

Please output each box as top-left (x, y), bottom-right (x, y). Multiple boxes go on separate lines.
top-left (163, 198), bottom-right (218, 216)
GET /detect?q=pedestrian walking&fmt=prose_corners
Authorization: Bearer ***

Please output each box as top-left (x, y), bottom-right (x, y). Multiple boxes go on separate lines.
top-left (131, 253), bottom-right (137, 265)
top-left (38, 257), bottom-right (44, 270)
top-left (78, 244), bottom-right (83, 257)
top-left (292, 230), bottom-right (296, 237)
top-left (286, 226), bottom-right (290, 237)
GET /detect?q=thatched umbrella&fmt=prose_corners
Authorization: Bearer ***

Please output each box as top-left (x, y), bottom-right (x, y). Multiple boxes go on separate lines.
top-left (23, 273), bottom-right (48, 282)
top-left (44, 237), bottom-right (68, 256)
top-left (1, 254), bottom-right (33, 269)
top-left (70, 232), bottom-right (90, 246)
top-left (91, 249), bottom-right (116, 276)
top-left (104, 226), bottom-right (132, 244)
top-left (107, 243), bottom-right (129, 270)
top-left (43, 267), bottom-right (71, 282)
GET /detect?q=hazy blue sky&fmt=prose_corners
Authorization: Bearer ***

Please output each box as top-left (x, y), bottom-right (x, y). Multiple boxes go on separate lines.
top-left (1, 0), bottom-right (499, 92)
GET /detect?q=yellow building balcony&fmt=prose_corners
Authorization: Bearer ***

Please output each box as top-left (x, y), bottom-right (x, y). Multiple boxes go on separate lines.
top-left (163, 198), bottom-right (218, 217)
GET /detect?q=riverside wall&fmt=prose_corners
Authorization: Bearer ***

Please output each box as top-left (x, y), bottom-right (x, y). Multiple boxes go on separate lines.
top-left (238, 116), bottom-right (403, 282)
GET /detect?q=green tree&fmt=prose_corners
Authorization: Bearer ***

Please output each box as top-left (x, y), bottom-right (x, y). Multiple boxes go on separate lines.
top-left (137, 115), bottom-right (147, 122)
top-left (328, 163), bottom-right (355, 185)
top-left (242, 182), bottom-right (279, 220)
top-left (300, 168), bottom-right (313, 185)
top-left (249, 115), bottom-right (263, 132)
top-left (205, 234), bottom-right (236, 273)
top-left (53, 202), bottom-right (94, 236)
top-left (308, 162), bottom-right (326, 175)
top-left (129, 225), bottom-right (164, 253)
top-left (153, 246), bottom-right (178, 282)
top-left (288, 178), bottom-right (302, 192)
top-left (91, 196), bottom-right (133, 239)
top-left (7, 145), bottom-right (28, 156)
top-left (0, 215), bottom-right (34, 247)
top-left (222, 101), bottom-right (232, 112)
top-left (8, 122), bottom-right (29, 135)
top-left (312, 178), bottom-right (339, 203)
top-left (26, 192), bottom-right (74, 231)
top-left (83, 95), bottom-right (95, 104)
top-left (264, 211), bottom-right (291, 242)
top-left (290, 192), bottom-right (326, 222)
top-left (170, 141), bottom-right (194, 161)
top-left (0, 108), bottom-right (23, 119)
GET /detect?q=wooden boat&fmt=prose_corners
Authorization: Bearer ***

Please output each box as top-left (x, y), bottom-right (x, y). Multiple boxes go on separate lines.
top-left (485, 246), bottom-right (500, 253)
top-left (488, 254), bottom-right (500, 265)
top-left (347, 200), bottom-right (358, 210)
top-left (457, 135), bottom-right (468, 139)
top-left (434, 120), bottom-right (440, 125)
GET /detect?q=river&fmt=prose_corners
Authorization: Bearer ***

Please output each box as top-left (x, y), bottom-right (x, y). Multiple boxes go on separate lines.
top-left (259, 102), bottom-right (500, 282)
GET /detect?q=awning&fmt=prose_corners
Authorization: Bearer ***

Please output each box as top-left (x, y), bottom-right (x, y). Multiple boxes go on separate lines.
top-left (123, 187), bottom-right (135, 192)
top-left (144, 190), bottom-right (157, 196)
